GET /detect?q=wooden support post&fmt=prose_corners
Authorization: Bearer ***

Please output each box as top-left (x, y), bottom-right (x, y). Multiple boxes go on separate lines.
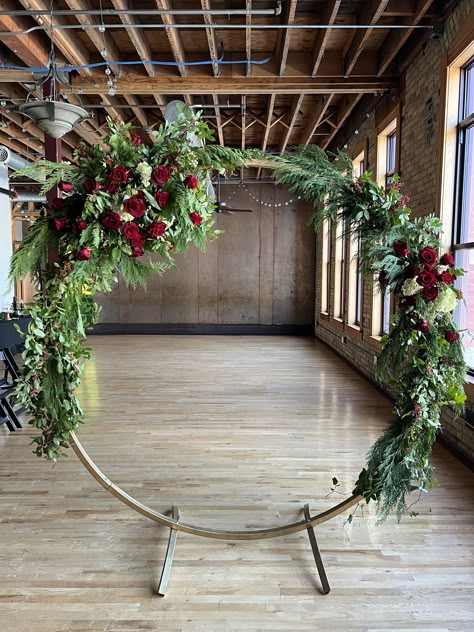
top-left (157, 506), bottom-right (180, 597)
top-left (303, 503), bottom-right (330, 594)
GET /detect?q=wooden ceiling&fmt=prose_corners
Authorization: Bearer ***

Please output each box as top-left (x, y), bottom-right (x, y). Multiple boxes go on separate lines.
top-left (0, 0), bottom-right (446, 164)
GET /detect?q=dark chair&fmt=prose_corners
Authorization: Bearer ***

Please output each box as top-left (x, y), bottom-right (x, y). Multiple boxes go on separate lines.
top-left (0, 345), bottom-right (24, 431)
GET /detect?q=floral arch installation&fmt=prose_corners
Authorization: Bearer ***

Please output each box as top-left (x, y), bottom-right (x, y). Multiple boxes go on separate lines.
top-left (10, 107), bottom-right (467, 545)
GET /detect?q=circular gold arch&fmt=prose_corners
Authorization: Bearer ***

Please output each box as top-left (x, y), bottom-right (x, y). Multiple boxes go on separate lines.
top-left (71, 432), bottom-right (362, 540)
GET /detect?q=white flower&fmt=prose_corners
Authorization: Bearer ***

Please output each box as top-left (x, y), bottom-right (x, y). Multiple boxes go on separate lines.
top-left (401, 278), bottom-right (422, 296)
top-left (136, 161), bottom-right (152, 188)
top-left (119, 211), bottom-right (135, 222)
top-left (433, 287), bottom-right (457, 313)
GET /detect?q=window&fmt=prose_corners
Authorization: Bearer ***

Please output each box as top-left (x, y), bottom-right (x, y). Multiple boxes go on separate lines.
top-left (321, 219), bottom-right (330, 314)
top-left (385, 131), bottom-right (397, 186)
top-left (333, 221), bottom-right (346, 321)
top-left (349, 151), bottom-right (365, 328)
top-left (453, 57), bottom-right (474, 372)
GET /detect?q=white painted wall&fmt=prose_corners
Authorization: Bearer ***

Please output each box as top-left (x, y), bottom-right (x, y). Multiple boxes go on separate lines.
top-left (0, 165), bottom-right (13, 309)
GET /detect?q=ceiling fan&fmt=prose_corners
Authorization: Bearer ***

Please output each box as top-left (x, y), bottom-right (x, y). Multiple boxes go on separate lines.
top-left (213, 177), bottom-right (253, 215)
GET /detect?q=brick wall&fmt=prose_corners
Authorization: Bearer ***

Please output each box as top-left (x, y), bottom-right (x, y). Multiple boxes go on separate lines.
top-left (316, 0), bottom-right (474, 463)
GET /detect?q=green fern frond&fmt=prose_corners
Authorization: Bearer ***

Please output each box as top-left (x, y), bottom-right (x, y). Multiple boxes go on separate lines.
top-left (10, 217), bottom-right (51, 281)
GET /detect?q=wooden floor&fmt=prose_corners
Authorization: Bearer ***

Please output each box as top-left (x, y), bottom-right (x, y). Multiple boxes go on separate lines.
top-left (0, 336), bottom-right (473, 632)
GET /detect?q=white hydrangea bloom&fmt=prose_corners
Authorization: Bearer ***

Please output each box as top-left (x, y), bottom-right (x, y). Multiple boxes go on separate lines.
top-left (433, 287), bottom-right (457, 313)
top-left (401, 278), bottom-right (422, 296)
top-left (136, 161), bottom-right (152, 188)
top-left (119, 211), bottom-right (135, 222)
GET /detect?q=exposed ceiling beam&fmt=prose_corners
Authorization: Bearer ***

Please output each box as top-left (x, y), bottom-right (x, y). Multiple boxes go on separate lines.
top-left (277, 0), bottom-right (298, 76)
top-left (201, 0), bottom-right (219, 78)
top-left (300, 95), bottom-right (334, 145)
top-left (311, 1), bottom-right (341, 77)
top-left (241, 96), bottom-right (246, 150)
top-left (212, 95), bottom-right (224, 146)
top-left (0, 0), bottom-right (51, 68)
top-left (322, 94), bottom-right (364, 149)
top-left (256, 94), bottom-right (276, 178)
top-left (17, 0), bottom-right (92, 74)
top-left (156, 0), bottom-right (188, 78)
top-left (246, 0), bottom-right (252, 77)
top-left (343, 0), bottom-right (390, 77)
top-left (0, 128), bottom-right (42, 160)
top-left (377, 0), bottom-right (433, 75)
top-left (59, 74), bottom-right (396, 95)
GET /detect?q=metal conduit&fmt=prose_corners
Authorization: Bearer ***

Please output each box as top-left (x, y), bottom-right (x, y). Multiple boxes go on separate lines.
top-left (0, 23), bottom-right (434, 37)
top-left (0, 5), bottom-right (282, 17)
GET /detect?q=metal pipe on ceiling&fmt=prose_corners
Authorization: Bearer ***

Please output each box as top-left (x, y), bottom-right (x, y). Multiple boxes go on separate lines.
top-left (0, 23), bottom-right (435, 37)
top-left (0, 4), bottom-right (283, 17)
top-left (0, 145), bottom-right (44, 181)
top-left (14, 192), bottom-right (46, 202)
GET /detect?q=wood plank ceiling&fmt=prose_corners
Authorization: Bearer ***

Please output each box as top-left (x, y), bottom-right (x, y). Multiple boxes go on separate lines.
top-left (0, 0), bottom-right (440, 166)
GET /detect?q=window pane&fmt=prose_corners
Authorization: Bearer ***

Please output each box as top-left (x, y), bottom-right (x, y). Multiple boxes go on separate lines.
top-left (382, 290), bottom-right (391, 335)
top-left (458, 125), bottom-right (474, 244)
top-left (463, 62), bottom-right (474, 118)
top-left (454, 248), bottom-right (474, 370)
top-left (386, 132), bottom-right (396, 173)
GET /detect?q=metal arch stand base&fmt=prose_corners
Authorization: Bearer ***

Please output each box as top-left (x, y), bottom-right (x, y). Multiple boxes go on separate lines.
top-left (156, 503), bottom-right (331, 597)
top-left (70, 432), bottom-right (361, 596)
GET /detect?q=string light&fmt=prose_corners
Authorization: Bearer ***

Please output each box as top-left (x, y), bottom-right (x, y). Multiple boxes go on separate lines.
top-left (223, 183), bottom-right (301, 208)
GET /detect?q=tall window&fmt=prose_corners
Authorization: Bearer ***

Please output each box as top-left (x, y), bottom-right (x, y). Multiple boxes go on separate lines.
top-left (334, 220), bottom-right (345, 320)
top-left (321, 219), bottom-right (330, 314)
top-left (374, 119), bottom-right (398, 336)
top-left (453, 57), bottom-right (474, 372)
top-left (349, 151), bottom-right (365, 328)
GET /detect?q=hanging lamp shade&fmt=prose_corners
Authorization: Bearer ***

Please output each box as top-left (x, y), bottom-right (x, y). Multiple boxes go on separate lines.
top-left (19, 100), bottom-right (89, 139)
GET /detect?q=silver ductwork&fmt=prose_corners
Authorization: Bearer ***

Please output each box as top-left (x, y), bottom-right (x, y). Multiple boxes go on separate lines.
top-left (0, 145), bottom-right (45, 182)
top-left (14, 192), bottom-right (47, 202)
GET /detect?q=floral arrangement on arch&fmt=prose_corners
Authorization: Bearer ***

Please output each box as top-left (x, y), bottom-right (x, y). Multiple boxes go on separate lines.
top-left (9, 112), bottom-right (468, 523)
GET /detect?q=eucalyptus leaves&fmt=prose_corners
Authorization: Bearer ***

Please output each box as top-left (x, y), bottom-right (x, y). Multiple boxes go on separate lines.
top-left (9, 112), bottom-right (467, 522)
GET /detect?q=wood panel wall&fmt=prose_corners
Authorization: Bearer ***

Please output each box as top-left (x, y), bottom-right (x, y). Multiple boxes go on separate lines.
top-left (96, 184), bottom-right (316, 325)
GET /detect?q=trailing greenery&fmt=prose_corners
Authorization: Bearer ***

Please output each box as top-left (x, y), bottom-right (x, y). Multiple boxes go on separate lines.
top-left (10, 114), bottom-right (467, 523)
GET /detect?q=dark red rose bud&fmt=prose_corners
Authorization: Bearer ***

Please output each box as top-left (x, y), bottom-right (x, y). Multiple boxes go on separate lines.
top-left (415, 319), bottom-right (429, 333)
top-left (131, 234), bottom-right (146, 248)
top-left (53, 217), bottom-right (67, 231)
top-left (155, 190), bottom-right (170, 208)
top-left (72, 220), bottom-right (88, 233)
top-left (418, 246), bottom-right (438, 267)
top-left (76, 247), bottom-right (91, 261)
top-left (124, 195), bottom-right (146, 218)
top-left (147, 221), bottom-right (167, 238)
top-left (59, 181), bottom-right (73, 193)
top-left (379, 270), bottom-right (390, 285)
top-left (51, 197), bottom-right (64, 211)
top-left (101, 210), bottom-right (122, 231)
top-left (445, 330), bottom-right (459, 343)
top-left (189, 211), bottom-right (203, 226)
top-left (440, 253), bottom-right (455, 267)
top-left (422, 285), bottom-right (439, 302)
top-left (185, 175), bottom-right (198, 190)
top-left (404, 263), bottom-right (420, 278)
top-left (103, 182), bottom-right (119, 195)
top-left (417, 270), bottom-right (437, 288)
top-left (438, 270), bottom-right (455, 285)
top-left (122, 222), bottom-right (140, 239)
top-left (109, 165), bottom-right (130, 184)
top-left (151, 166), bottom-right (170, 186)
top-left (135, 190), bottom-right (146, 200)
top-left (132, 246), bottom-right (144, 258)
top-left (393, 241), bottom-right (409, 257)
top-left (84, 178), bottom-right (100, 194)
top-left (131, 133), bottom-right (143, 146)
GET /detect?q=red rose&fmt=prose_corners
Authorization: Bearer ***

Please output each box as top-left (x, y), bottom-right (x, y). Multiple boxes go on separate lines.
top-left (131, 234), bottom-right (146, 248)
top-left (417, 270), bottom-right (437, 288)
top-left (122, 222), bottom-right (140, 239)
top-left (124, 195), bottom-right (146, 218)
top-left (76, 247), bottom-right (91, 261)
top-left (151, 166), bottom-right (170, 186)
top-left (402, 295), bottom-right (417, 307)
top-left (445, 330), bottom-right (459, 343)
top-left (418, 246), bottom-right (437, 267)
top-left (51, 197), bottom-right (64, 211)
top-left (132, 246), bottom-right (144, 258)
top-left (101, 211), bottom-right (122, 231)
top-left (147, 221), bottom-right (167, 238)
top-left (422, 286), bottom-right (439, 302)
top-left (103, 182), bottom-right (119, 194)
top-left (155, 190), bottom-right (170, 208)
top-left (53, 217), bottom-right (67, 231)
top-left (84, 178), bottom-right (100, 194)
top-left (185, 175), bottom-right (198, 190)
top-left (189, 212), bottom-right (203, 226)
top-left (59, 180), bottom-right (73, 193)
top-left (393, 241), bottom-right (409, 257)
top-left (72, 220), bottom-right (88, 233)
top-left (110, 165), bottom-right (130, 184)
top-left (438, 270), bottom-right (455, 285)
top-left (135, 190), bottom-right (146, 200)
top-left (131, 133), bottom-right (143, 146)
top-left (440, 253), bottom-right (455, 267)
top-left (415, 319), bottom-right (429, 333)
top-left (379, 270), bottom-right (390, 285)
top-left (404, 263), bottom-right (420, 278)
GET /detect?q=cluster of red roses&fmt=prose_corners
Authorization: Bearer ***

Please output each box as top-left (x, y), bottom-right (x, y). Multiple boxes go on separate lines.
top-left (51, 163), bottom-right (203, 262)
top-left (390, 241), bottom-right (460, 342)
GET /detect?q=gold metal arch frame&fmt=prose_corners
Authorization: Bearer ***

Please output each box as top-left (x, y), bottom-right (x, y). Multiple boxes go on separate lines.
top-left (70, 431), bottom-right (362, 595)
